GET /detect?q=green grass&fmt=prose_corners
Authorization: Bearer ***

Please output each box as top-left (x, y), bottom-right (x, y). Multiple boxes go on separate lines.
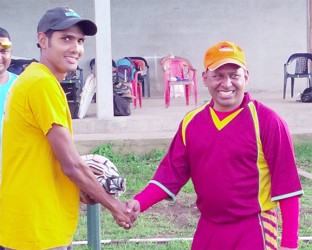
top-left (73, 142), bottom-right (312, 249)
top-left (294, 142), bottom-right (312, 249)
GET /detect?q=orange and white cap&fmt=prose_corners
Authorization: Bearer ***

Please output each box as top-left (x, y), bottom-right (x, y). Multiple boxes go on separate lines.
top-left (203, 41), bottom-right (246, 71)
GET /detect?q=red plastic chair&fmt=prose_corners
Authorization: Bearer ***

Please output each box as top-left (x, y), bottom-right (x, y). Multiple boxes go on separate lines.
top-left (161, 57), bottom-right (198, 108)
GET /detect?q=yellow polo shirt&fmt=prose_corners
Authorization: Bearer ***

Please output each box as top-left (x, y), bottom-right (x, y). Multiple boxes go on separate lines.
top-left (0, 63), bottom-right (79, 249)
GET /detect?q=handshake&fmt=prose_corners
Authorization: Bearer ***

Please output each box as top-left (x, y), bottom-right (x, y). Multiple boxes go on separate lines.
top-left (111, 199), bottom-right (141, 230)
top-left (80, 154), bottom-right (143, 229)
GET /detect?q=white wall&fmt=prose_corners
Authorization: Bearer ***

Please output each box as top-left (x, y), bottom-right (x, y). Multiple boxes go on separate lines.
top-left (110, 0), bottom-right (308, 95)
top-left (2, 0), bottom-right (96, 76)
top-left (1, 0), bottom-right (308, 96)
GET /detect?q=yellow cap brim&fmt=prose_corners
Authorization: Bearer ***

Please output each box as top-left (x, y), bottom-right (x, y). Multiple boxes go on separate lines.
top-left (0, 41), bottom-right (12, 49)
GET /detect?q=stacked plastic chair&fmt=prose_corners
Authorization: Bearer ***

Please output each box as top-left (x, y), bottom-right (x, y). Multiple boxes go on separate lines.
top-left (126, 57), bottom-right (150, 97)
top-left (161, 56), bottom-right (198, 108)
top-left (283, 53), bottom-right (312, 99)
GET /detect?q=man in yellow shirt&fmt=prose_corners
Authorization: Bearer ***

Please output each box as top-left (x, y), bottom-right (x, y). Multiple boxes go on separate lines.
top-left (0, 7), bottom-right (132, 249)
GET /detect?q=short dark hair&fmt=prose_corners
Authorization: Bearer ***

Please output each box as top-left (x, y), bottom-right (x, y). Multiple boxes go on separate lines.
top-left (36, 30), bottom-right (54, 48)
top-left (0, 27), bottom-right (11, 40)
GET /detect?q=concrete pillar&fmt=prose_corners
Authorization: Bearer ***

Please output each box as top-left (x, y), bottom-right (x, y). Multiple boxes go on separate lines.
top-left (308, 0), bottom-right (312, 53)
top-left (94, 0), bottom-right (114, 118)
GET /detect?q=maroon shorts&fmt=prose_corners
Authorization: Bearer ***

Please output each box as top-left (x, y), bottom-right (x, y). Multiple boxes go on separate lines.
top-left (192, 210), bottom-right (278, 250)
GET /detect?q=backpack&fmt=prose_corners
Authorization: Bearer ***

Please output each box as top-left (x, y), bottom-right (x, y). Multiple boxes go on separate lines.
top-left (113, 94), bottom-right (131, 116)
top-left (8, 58), bottom-right (38, 75)
top-left (112, 81), bottom-right (132, 116)
top-left (300, 87), bottom-right (312, 103)
top-left (116, 58), bottom-right (137, 82)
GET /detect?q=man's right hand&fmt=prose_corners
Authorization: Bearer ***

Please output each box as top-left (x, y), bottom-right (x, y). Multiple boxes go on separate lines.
top-left (125, 199), bottom-right (141, 223)
top-left (110, 199), bottom-right (134, 229)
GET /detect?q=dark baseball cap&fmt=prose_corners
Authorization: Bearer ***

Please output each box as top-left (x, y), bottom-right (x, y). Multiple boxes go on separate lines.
top-left (37, 7), bottom-right (97, 36)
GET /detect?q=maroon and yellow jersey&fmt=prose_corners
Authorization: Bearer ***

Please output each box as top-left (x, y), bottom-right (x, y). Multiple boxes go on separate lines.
top-left (151, 92), bottom-right (303, 223)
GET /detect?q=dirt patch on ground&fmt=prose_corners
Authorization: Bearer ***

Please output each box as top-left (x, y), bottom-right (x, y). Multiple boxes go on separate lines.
top-left (144, 192), bottom-right (200, 229)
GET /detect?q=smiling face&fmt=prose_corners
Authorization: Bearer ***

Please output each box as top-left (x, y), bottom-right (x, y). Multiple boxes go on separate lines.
top-left (202, 63), bottom-right (249, 112)
top-left (38, 25), bottom-right (85, 81)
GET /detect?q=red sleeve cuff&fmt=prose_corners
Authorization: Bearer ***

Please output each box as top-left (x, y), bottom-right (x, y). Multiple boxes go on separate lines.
top-left (134, 183), bottom-right (168, 212)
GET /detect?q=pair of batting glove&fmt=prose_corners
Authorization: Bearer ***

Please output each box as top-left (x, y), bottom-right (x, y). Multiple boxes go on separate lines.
top-left (81, 154), bottom-right (126, 196)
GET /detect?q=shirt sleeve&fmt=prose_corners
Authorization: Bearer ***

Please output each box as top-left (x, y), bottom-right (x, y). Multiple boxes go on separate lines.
top-left (151, 122), bottom-right (191, 196)
top-left (258, 104), bottom-right (303, 200)
top-left (27, 78), bottom-right (70, 135)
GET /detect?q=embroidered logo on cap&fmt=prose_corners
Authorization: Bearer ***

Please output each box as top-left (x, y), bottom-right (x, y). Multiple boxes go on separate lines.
top-left (219, 46), bottom-right (234, 52)
top-left (64, 8), bottom-right (81, 18)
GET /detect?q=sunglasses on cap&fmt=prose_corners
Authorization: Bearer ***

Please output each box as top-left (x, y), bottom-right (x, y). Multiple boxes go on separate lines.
top-left (0, 41), bottom-right (12, 49)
